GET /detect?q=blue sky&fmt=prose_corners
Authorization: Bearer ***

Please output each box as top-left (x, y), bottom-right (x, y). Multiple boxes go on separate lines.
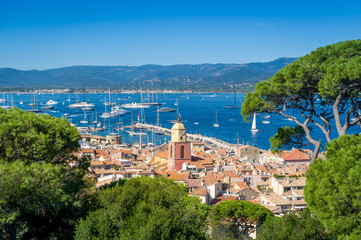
top-left (1, 0), bottom-right (361, 70)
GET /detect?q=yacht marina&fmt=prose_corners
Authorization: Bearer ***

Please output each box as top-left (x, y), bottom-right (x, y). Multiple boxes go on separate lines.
top-left (1, 91), bottom-right (357, 149)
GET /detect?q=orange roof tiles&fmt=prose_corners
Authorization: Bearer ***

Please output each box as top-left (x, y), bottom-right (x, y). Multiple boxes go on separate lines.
top-left (279, 149), bottom-right (311, 161)
top-left (168, 171), bottom-right (191, 182)
top-left (121, 149), bottom-right (133, 155)
top-left (189, 187), bottom-right (209, 196)
top-left (235, 182), bottom-right (250, 189)
top-left (212, 195), bottom-right (238, 205)
top-left (81, 148), bottom-right (94, 153)
top-left (155, 150), bottom-right (169, 159)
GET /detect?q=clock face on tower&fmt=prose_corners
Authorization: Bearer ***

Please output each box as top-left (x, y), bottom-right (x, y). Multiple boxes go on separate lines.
top-left (180, 130), bottom-right (185, 135)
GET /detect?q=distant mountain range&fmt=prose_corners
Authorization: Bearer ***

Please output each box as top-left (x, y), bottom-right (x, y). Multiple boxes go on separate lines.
top-left (0, 57), bottom-right (297, 91)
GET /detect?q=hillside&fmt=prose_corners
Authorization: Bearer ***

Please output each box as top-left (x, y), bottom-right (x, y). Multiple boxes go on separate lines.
top-left (0, 57), bottom-right (297, 91)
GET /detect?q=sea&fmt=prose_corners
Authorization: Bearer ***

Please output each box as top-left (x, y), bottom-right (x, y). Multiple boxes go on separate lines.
top-left (3, 92), bottom-right (360, 151)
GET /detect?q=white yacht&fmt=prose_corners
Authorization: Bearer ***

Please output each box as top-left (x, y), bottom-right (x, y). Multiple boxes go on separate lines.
top-left (110, 107), bottom-right (130, 116)
top-left (68, 101), bottom-right (95, 109)
top-left (157, 107), bottom-right (176, 113)
top-left (121, 102), bottom-right (150, 109)
top-left (46, 99), bottom-right (58, 106)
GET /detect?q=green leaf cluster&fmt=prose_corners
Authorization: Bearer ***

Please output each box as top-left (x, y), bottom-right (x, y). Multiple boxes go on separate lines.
top-left (208, 200), bottom-right (273, 239)
top-left (0, 108), bottom-right (95, 239)
top-left (270, 126), bottom-right (309, 153)
top-left (0, 108), bottom-right (80, 165)
top-left (305, 134), bottom-right (361, 239)
top-left (75, 176), bottom-right (209, 240)
top-left (257, 209), bottom-right (335, 240)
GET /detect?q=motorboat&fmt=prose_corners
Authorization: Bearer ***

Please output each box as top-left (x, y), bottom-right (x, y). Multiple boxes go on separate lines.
top-left (41, 105), bottom-right (54, 110)
top-left (121, 102), bottom-right (150, 109)
top-left (68, 101), bottom-right (95, 109)
top-left (46, 99), bottom-right (58, 106)
top-left (157, 107), bottom-right (176, 113)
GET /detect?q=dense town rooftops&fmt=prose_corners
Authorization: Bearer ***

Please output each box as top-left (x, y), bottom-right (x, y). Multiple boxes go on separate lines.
top-left (276, 177), bottom-right (306, 187)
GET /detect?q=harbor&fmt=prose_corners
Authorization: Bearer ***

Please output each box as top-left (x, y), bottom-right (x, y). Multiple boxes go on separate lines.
top-left (129, 123), bottom-right (239, 151)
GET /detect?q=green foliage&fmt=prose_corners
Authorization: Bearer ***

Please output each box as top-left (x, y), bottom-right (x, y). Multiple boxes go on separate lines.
top-left (0, 161), bottom-right (65, 235)
top-left (0, 107), bottom-right (80, 165)
top-left (270, 126), bottom-right (310, 153)
top-left (208, 200), bottom-right (273, 239)
top-left (75, 176), bottom-right (209, 240)
top-left (305, 134), bottom-right (361, 239)
top-left (257, 209), bottom-right (335, 240)
top-left (273, 174), bottom-right (285, 179)
top-left (242, 40), bottom-right (361, 157)
top-left (0, 108), bottom-right (95, 239)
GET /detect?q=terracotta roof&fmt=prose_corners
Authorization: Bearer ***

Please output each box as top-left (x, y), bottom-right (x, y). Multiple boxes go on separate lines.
top-left (93, 169), bottom-right (116, 175)
top-left (168, 171), bottom-right (191, 182)
top-left (262, 192), bottom-right (291, 206)
top-left (276, 177), bottom-right (306, 187)
top-left (189, 187), bottom-right (209, 196)
top-left (290, 200), bottom-right (307, 206)
top-left (279, 149), bottom-right (311, 161)
top-left (186, 179), bottom-right (202, 188)
top-left (202, 173), bottom-right (223, 186)
top-left (121, 149), bottom-right (133, 155)
top-left (90, 161), bottom-right (106, 166)
top-left (264, 205), bottom-right (283, 214)
top-left (235, 182), bottom-right (250, 189)
top-left (81, 148), bottom-right (94, 153)
top-left (192, 152), bottom-right (213, 161)
top-left (223, 170), bottom-right (238, 178)
top-left (155, 150), bottom-right (169, 159)
top-left (282, 189), bottom-right (304, 196)
top-left (254, 165), bottom-right (268, 172)
top-left (212, 195), bottom-right (238, 205)
top-left (216, 148), bottom-right (227, 156)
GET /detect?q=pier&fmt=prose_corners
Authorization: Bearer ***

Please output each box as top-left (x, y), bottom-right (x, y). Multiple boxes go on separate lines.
top-left (129, 123), bottom-right (238, 151)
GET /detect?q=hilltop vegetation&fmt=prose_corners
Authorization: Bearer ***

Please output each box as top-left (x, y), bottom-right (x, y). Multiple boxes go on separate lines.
top-left (0, 58), bottom-right (296, 91)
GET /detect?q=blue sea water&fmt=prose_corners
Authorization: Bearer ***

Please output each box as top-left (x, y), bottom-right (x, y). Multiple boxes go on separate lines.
top-left (4, 92), bottom-right (360, 151)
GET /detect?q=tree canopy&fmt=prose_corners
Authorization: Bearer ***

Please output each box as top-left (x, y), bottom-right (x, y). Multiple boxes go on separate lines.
top-left (257, 209), bottom-right (335, 240)
top-left (241, 40), bottom-right (361, 159)
top-left (0, 107), bottom-right (80, 165)
top-left (305, 134), bottom-right (361, 239)
top-left (270, 126), bottom-right (310, 153)
top-left (0, 108), bottom-right (94, 239)
top-left (208, 200), bottom-right (273, 239)
top-left (75, 176), bottom-right (209, 240)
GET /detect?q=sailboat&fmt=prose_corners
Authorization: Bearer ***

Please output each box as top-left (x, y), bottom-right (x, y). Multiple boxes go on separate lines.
top-left (251, 113), bottom-right (259, 132)
top-left (103, 88), bottom-right (116, 106)
top-left (213, 110), bottom-right (219, 127)
top-left (224, 87), bottom-right (240, 109)
top-left (28, 94), bottom-right (41, 113)
top-left (80, 112), bottom-right (88, 124)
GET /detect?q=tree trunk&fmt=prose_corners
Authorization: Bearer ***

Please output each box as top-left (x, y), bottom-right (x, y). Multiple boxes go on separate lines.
top-left (3, 224), bottom-right (16, 240)
top-left (311, 141), bottom-right (321, 163)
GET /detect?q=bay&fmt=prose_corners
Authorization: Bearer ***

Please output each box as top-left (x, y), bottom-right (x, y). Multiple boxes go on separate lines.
top-left (3, 92), bottom-right (360, 151)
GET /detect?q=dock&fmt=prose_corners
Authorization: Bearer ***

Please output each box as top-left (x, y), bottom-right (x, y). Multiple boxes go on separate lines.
top-left (129, 123), bottom-right (238, 151)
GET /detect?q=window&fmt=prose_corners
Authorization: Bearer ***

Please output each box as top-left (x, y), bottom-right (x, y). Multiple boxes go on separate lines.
top-left (170, 145), bottom-right (173, 157)
top-left (181, 145), bottom-right (185, 158)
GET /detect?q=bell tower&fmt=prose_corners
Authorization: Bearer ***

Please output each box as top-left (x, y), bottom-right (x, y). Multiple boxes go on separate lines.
top-left (168, 121), bottom-right (191, 171)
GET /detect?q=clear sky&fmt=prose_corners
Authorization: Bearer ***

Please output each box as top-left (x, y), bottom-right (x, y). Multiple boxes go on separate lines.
top-left (1, 0), bottom-right (361, 70)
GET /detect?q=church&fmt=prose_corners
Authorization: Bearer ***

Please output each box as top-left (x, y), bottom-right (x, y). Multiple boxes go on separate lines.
top-left (168, 120), bottom-right (191, 171)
